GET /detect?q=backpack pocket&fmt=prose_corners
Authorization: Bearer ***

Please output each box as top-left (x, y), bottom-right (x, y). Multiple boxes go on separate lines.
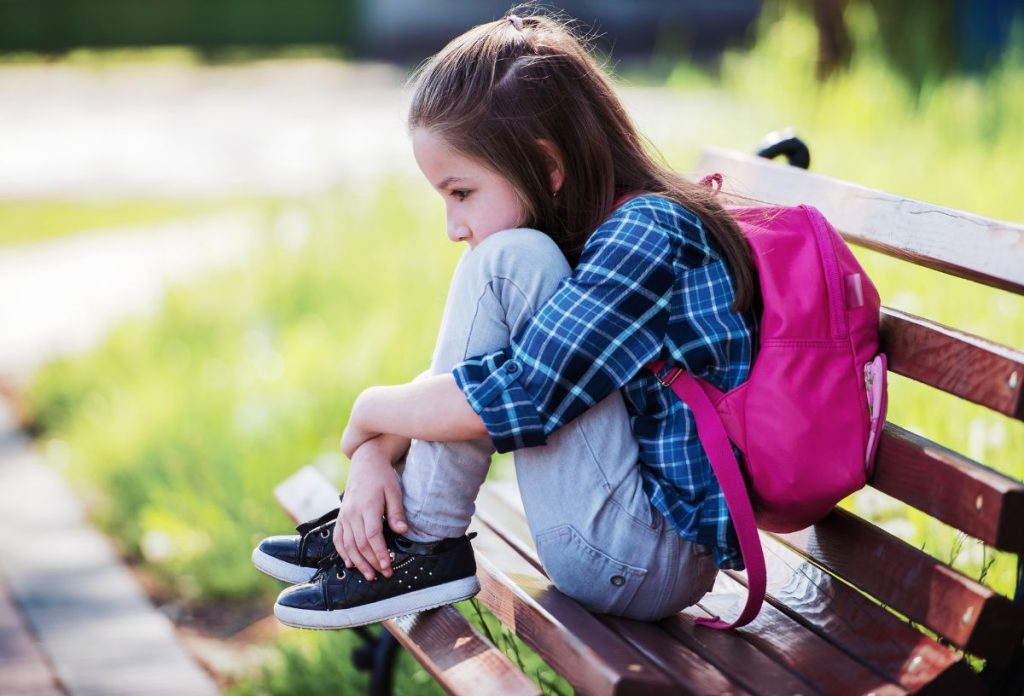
top-left (863, 353), bottom-right (888, 477)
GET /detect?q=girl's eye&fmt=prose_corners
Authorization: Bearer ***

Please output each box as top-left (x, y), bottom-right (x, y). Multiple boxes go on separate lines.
top-left (450, 190), bottom-right (471, 202)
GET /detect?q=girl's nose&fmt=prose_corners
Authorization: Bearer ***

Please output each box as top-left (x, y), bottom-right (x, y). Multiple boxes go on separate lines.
top-left (447, 222), bottom-right (471, 244)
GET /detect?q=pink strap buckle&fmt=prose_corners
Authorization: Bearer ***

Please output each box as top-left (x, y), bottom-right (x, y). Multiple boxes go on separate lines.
top-left (659, 367), bottom-right (684, 388)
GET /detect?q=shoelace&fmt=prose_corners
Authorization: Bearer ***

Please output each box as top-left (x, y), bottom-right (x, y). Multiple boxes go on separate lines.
top-left (298, 520), bottom-right (334, 563)
top-left (310, 551), bottom-right (343, 582)
top-left (310, 531), bottom-right (478, 582)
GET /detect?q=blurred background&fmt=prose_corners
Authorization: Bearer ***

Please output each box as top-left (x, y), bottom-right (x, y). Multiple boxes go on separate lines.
top-left (0, 1), bottom-right (1021, 694)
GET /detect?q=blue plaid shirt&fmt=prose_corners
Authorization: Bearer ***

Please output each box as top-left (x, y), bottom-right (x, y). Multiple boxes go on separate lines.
top-left (452, 195), bottom-right (757, 569)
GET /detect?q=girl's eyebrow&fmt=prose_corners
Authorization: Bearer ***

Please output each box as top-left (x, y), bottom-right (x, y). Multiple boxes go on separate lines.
top-left (437, 175), bottom-right (467, 190)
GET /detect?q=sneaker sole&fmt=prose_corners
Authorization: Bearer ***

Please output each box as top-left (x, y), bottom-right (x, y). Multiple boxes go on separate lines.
top-left (251, 547), bottom-right (318, 584)
top-left (273, 575), bottom-right (481, 630)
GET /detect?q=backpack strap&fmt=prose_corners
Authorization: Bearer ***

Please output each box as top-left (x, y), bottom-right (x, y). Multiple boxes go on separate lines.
top-left (647, 360), bottom-right (766, 629)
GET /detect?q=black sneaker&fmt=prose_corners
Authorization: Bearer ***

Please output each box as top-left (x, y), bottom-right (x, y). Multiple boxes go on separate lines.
top-left (273, 528), bottom-right (480, 630)
top-left (252, 506), bottom-right (340, 584)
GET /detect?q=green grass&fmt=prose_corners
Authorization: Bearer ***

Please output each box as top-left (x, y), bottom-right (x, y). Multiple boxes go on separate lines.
top-left (27, 184), bottom-right (458, 601)
top-left (227, 626), bottom-right (445, 696)
top-left (19, 3), bottom-right (1024, 692)
top-left (0, 198), bottom-right (260, 246)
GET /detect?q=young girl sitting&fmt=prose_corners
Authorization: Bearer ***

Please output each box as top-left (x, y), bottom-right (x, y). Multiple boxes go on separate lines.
top-left (254, 11), bottom-right (760, 630)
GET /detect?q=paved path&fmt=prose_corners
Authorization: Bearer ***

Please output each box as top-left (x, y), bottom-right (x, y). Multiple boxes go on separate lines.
top-left (0, 573), bottom-right (63, 695)
top-left (0, 400), bottom-right (219, 695)
top-left (0, 204), bottom-right (272, 694)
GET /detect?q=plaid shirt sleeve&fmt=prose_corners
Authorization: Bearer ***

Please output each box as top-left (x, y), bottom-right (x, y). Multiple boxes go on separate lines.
top-left (453, 204), bottom-right (679, 453)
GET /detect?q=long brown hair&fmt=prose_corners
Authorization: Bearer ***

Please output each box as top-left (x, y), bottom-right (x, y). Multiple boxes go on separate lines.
top-left (408, 10), bottom-right (757, 312)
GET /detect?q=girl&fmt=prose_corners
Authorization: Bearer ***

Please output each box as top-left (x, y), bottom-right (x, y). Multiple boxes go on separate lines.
top-left (261, 11), bottom-right (759, 630)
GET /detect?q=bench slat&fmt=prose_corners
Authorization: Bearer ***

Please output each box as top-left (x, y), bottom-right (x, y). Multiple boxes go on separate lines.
top-left (273, 465), bottom-right (340, 522)
top-left (871, 423), bottom-right (1024, 552)
top-left (478, 483), bottom-right (944, 695)
top-left (480, 482), bottom-right (987, 693)
top-left (273, 466), bottom-right (541, 696)
top-left (391, 610), bottom-right (542, 696)
top-left (471, 522), bottom-right (678, 696)
top-left (595, 618), bottom-right (753, 696)
top-left (699, 572), bottom-right (908, 695)
top-left (776, 508), bottom-right (1024, 664)
top-left (756, 533), bottom-right (980, 692)
top-left (880, 307), bottom-right (1024, 420)
top-left (478, 483), bottom-right (814, 695)
top-left (661, 611), bottom-right (819, 695)
top-left (693, 148), bottom-right (1024, 294)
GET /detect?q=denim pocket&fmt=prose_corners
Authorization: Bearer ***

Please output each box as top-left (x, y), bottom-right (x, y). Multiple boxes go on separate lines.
top-left (535, 524), bottom-right (648, 616)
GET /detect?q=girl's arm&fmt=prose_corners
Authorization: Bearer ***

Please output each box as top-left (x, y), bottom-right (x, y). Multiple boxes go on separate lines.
top-left (341, 374), bottom-right (486, 459)
top-left (347, 368), bottom-right (436, 462)
top-left (337, 368), bottom-right (475, 580)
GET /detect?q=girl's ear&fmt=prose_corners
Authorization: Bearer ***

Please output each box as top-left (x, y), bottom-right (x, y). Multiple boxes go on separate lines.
top-left (535, 139), bottom-right (565, 196)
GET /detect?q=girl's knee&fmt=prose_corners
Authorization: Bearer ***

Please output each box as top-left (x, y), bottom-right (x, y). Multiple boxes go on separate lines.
top-left (469, 227), bottom-right (571, 281)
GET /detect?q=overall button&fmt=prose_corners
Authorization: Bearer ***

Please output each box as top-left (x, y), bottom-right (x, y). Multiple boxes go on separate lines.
top-left (610, 575), bottom-right (626, 587)
top-left (505, 361), bottom-right (519, 374)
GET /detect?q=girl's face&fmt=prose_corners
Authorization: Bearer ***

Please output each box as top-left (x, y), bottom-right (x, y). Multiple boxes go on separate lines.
top-left (412, 127), bottom-right (525, 249)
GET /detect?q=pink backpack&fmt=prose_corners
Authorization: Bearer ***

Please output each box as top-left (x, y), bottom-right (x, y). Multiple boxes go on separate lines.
top-left (643, 177), bottom-right (889, 629)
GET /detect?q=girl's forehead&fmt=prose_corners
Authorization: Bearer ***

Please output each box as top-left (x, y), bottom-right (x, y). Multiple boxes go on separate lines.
top-left (412, 128), bottom-right (459, 161)
top-left (412, 128), bottom-right (487, 183)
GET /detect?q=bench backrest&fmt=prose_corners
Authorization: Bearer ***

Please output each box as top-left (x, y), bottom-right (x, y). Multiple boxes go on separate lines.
top-left (693, 149), bottom-right (1024, 670)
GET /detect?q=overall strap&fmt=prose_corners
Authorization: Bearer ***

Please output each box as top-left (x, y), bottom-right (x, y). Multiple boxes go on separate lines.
top-left (647, 360), bottom-right (766, 629)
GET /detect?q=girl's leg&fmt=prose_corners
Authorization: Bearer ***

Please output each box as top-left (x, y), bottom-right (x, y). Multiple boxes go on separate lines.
top-left (400, 228), bottom-right (717, 620)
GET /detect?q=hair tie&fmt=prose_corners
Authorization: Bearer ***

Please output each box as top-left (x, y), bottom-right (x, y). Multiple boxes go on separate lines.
top-left (699, 172), bottom-right (723, 194)
top-left (507, 15), bottom-right (524, 31)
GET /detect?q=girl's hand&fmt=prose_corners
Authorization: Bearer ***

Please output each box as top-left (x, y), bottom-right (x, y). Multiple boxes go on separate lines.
top-left (333, 438), bottom-right (409, 581)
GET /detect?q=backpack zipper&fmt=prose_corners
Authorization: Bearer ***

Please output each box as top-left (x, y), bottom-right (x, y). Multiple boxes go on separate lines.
top-left (803, 205), bottom-right (847, 338)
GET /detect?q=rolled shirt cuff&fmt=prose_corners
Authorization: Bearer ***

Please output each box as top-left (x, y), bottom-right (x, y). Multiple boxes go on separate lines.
top-left (452, 350), bottom-right (548, 453)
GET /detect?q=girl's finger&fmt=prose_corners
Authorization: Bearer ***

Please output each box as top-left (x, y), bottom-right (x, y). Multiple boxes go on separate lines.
top-left (332, 519), bottom-right (350, 568)
top-left (383, 482), bottom-right (409, 534)
top-left (363, 513), bottom-right (391, 577)
top-left (342, 521), bottom-right (363, 573)
top-left (349, 520), bottom-right (377, 581)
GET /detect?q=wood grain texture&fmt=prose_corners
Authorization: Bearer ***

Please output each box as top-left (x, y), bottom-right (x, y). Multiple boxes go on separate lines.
top-left (661, 608), bottom-right (821, 695)
top-left (755, 534), bottom-right (981, 693)
top-left (477, 485), bottom-right (809, 695)
top-left (776, 509), bottom-right (1024, 664)
top-left (480, 483), bottom-right (987, 694)
top-left (390, 610), bottom-right (541, 696)
top-left (273, 466), bottom-right (540, 696)
top-left (870, 423), bottom-right (1024, 552)
top-left (693, 148), bottom-right (1024, 294)
top-left (880, 307), bottom-right (1024, 420)
top-left (480, 484), bottom-right (869, 695)
top-left (596, 618), bottom-right (751, 696)
top-left (698, 571), bottom-right (907, 695)
top-left (471, 522), bottom-right (677, 696)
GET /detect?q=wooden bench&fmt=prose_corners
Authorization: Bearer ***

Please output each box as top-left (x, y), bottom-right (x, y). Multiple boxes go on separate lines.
top-left (274, 143), bottom-right (1024, 695)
